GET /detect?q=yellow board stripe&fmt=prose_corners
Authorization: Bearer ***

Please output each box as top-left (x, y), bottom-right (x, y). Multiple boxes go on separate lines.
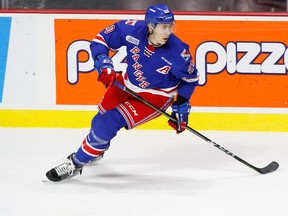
top-left (0, 110), bottom-right (287, 131)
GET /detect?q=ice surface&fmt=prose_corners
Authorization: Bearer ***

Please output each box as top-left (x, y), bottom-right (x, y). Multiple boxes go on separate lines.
top-left (0, 128), bottom-right (287, 216)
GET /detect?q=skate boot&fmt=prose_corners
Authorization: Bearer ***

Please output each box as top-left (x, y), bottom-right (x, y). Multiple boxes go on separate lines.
top-left (46, 153), bottom-right (82, 182)
top-left (87, 152), bottom-right (105, 165)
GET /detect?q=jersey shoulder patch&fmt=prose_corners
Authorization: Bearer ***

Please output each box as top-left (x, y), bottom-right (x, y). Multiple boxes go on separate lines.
top-left (180, 48), bottom-right (191, 62)
top-left (125, 19), bottom-right (138, 26)
top-left (104, 24), bottom-right (116, 34)
top-left (116, 20), bottom-right (145, 35)
top-left (168, 34), bottom-right (192, 62)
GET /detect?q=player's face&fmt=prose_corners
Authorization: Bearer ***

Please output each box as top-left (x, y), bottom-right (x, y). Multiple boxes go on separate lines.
top-left (149, 22), bottom-right (176, 46)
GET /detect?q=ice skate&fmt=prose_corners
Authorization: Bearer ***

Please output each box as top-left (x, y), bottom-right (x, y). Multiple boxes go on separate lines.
top-left (46, 153), bottom-right (82, 182)
top-left (87, 152), bottom-right (105, 165)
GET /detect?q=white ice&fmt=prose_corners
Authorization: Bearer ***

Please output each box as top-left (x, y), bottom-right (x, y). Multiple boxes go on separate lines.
top-left (0, 128), bottom-right (287, 216)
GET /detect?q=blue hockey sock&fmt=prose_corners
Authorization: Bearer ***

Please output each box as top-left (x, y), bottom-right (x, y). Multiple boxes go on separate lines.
top-left (73, 109), bottom-right (126, 166)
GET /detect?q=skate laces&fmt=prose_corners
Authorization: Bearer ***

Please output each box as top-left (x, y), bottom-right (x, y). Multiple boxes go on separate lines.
top-left (54, 159), bottom-right (75, 177)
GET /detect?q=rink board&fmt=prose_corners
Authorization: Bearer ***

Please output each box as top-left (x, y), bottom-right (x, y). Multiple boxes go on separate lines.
top-left (0, 12), bottom-right (287, 130)
top-left (0, 109), bottom-right (287, 132)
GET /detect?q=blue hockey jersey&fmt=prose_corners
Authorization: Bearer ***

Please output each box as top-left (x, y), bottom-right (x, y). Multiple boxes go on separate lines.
top-left (90, 19), bottom-right (199, 100)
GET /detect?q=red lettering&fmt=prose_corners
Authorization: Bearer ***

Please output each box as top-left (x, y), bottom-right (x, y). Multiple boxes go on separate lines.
top-left (139, 81), bottom-right (150, 88)
top-left (132, 54), bottom-right (140, 62)
top-left (133, 62), bottom-right (142, 70)
top-left (130, 46), bottom-right (140, 54)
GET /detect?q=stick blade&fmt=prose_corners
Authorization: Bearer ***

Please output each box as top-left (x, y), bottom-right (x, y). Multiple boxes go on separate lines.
top-left (257, 161), bottom-right (279, 174)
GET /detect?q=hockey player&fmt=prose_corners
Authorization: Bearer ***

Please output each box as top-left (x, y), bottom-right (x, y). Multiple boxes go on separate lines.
top-left (46, 4), bottom-right (199, 182)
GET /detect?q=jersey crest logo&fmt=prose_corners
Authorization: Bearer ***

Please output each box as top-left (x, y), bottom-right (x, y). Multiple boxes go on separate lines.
top-left (126, 35), bottom-right (139, 45)
top-left (181, 49), bottom-right (191, 61)
top-left (156, 66), bottom-right (171, 74)
top-left (104, 25), bottom-right (115, 34)
top-left (125, 19), bottom-right (137, 26)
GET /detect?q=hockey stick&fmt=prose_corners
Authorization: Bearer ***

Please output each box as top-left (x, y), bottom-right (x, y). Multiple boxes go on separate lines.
top-left (114, 81), bottom-right (279, 174)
